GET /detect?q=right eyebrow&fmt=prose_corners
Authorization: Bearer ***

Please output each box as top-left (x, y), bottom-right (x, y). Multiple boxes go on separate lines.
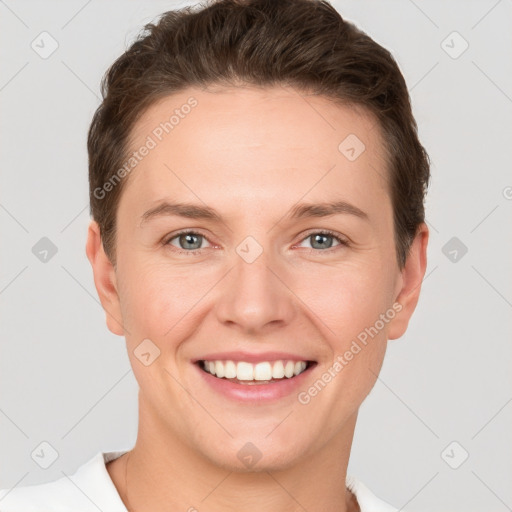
top-left (139, 198), bottom-right (370, 228)
top-left (140, 202), bottom-right (223, 227)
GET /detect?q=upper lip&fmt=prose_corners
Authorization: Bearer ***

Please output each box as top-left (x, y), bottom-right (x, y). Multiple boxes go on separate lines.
top-left (192, 351), bottom-right (316, 364)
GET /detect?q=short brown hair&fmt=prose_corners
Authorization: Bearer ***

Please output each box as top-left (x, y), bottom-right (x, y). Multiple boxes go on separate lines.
top-left (88, 0), bottom-right (430, 269)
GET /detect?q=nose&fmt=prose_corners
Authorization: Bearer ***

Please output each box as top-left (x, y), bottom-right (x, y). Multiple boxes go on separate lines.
top-left (215, 244), bottom-right (297, 335)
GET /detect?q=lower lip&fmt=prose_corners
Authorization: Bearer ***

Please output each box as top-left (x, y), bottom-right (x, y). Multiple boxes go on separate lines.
top-left (194, 362), bottom-right (316, 403)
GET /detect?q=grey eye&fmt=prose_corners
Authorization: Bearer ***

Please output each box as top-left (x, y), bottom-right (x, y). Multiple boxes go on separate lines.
top-left (309, 233), bottom-right (335, 250)
top-left (167, 231), bottom-right (208, 251)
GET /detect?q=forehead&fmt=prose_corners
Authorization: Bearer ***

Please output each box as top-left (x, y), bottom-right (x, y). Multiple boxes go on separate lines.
top-left (120, 85), bottom-right (389, 220)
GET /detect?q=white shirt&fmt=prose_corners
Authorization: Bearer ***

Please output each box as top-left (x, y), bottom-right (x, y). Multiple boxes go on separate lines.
top-left (0, 450), bottom-right (400, 511)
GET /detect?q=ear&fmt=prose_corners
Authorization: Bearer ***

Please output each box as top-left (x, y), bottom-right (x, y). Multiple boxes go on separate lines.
top-left (388, 222), bottom-right (429, 340)
top-left (85, 220), bottom-right (125, 336)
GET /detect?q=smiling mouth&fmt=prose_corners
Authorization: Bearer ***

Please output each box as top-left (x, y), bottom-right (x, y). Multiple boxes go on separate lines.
top-left (196, 359), bottom-right (316, 385)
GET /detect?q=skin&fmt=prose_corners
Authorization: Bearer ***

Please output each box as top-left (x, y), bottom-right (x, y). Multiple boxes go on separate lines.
top-left (86, 84), bottom-right (428, 512)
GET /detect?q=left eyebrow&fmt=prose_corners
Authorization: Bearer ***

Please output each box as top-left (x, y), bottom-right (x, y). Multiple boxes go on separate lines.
top-left (287, 200), bottom-right (369, 222)
top-left (139, 199), bottom-right (369, 227)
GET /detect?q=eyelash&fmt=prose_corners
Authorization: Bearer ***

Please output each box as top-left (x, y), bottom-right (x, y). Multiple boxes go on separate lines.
top-left (163, 229), bottom-right (350, 256)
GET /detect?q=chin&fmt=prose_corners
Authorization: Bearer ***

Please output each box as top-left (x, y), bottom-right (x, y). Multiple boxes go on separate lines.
top-left (198, 435), bottom-right (309, 474)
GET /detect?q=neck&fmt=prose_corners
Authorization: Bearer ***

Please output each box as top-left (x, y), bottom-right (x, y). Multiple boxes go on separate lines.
top-left (110, 397), bottom-right (360, 512)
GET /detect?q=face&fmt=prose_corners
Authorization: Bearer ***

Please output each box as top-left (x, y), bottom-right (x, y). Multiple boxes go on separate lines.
top-left (87, 85), bottom-right (428, 472)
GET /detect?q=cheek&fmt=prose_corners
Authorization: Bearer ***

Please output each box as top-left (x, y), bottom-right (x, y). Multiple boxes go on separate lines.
top-left (119, 268), bottom-right (196, 390)
top-left (118, 244), bottom-right (397, 350)
top-left (297, 263), bottom-right (393, 395)
top-left (297, 262), bottom-right (396, 344)
top-left (119, 260), bottom-right (215, 342)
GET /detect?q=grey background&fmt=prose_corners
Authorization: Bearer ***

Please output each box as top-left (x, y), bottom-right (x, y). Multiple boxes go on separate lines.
top-left (1, 1), bottom-right (511, 510)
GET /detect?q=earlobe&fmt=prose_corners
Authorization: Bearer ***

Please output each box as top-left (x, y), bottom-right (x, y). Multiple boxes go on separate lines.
top-left (387, 223), bottom-right (429, 340)
top-left (85, 220), bottom-right (125, 336)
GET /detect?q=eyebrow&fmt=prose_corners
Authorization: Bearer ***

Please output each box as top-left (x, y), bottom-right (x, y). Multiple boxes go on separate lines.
top-left (140, 199), bottom-right (369, 226)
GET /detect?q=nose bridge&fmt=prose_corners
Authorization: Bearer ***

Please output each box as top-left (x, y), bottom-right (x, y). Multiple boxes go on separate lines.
top-left (215, 235), bottom-right (294, 332)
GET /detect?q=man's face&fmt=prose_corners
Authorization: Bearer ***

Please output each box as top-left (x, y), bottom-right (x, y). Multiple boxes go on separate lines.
top-left (90, 85), bottom-right (425, 471)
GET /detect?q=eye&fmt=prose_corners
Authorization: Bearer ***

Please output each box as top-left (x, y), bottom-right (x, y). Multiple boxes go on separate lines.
top-left (296, 230), bottom-right (349, 254)
top-left (163, 229), bottom-right (349, 256)
top-left (164, 230), bottom-right (212, 254)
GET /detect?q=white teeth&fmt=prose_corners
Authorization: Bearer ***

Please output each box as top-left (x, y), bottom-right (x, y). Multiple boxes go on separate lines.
top-left (271, 360), bottom-right (285, 379)
top-left (201, 359), bottom-right (309, 381)
top-left (253, 362), bottom-right (272, 381)
top-left (224, 360), bottom-right (237, 378)
top-left (236, 362), bottom-right (254, 381)
top-left (284, 360), bottom-right (295, 378)
top-left (214, 361), bottom-right (225, 378)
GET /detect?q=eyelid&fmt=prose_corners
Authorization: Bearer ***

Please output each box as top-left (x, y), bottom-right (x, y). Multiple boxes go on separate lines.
top-left (298, 228), bottom-right (350, 244)
top-left (163, 229), bottom-right (214, 249)
top-left (163, 228), bottom-right (350, 254)
top-left (293, 229), bottom-right (350, 253)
